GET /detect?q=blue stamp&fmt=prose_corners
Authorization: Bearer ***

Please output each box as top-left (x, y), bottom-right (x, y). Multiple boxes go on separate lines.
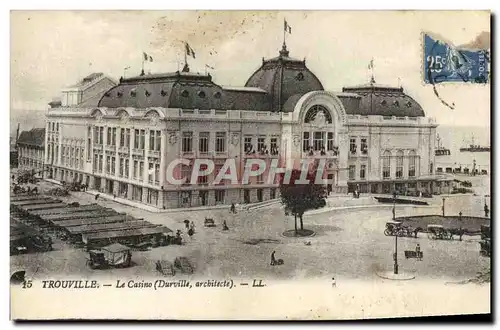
top-left (423, 32), bottom-right (489, 84)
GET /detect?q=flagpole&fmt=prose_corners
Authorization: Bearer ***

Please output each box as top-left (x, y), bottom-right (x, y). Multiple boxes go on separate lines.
top-left (283, 19), bottom-right (286, 47)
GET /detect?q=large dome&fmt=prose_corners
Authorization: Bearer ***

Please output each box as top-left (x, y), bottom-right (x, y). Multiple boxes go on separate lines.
top-left (245, 44), bottom-right (324, 111)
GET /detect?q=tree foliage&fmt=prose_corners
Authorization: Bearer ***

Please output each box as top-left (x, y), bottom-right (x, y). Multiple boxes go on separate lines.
top-left (279, 169), bottom-right (327, 233)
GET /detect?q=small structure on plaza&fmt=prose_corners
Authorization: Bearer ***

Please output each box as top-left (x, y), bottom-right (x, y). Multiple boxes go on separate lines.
top-left (86, 243), bottom-right (132, 269)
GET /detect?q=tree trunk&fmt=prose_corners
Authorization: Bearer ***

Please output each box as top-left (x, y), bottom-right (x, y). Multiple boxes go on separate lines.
top-left (300, 213), bottom-right (304, 230)
top-left (294, 213), bottom-right (298, 234)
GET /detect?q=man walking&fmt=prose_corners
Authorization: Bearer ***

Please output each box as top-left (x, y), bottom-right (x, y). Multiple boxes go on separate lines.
top-left (270, 250), bottom-right (276, 266)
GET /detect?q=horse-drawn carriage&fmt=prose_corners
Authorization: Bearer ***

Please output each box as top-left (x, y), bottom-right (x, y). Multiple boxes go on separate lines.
top-left (384, 221), bottom-right (418, 237)
top-left (204, 217), bottom-right (216, 227)
top-left (479, 239), bottom-right (491, 257)
top-left (174, 257), bottom-right (194, 274)
top-left (427, 224), bottom-right (453, 240)
top-left (481, 225), bottom-right (490, 240)
top-left (156, 260), bottom-right (176, 276)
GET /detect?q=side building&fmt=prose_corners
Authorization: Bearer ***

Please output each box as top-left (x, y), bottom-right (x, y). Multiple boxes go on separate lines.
top-left (17, 128), bottom-right (46, 176)
top-left (45, 45), bottom-right (450, 209)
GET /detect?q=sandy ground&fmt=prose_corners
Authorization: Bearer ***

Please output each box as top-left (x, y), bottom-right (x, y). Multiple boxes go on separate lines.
top-left (10, 175), bottom-right (491, 319)
top-left (11, 177), bottom-right (490, 283)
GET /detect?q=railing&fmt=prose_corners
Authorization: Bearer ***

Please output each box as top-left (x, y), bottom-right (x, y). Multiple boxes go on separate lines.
top-left (132, 148), bottom-right (144, 156)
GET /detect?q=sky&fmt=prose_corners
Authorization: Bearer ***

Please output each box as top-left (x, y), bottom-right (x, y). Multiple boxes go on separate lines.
top-left (10, 10), bottom-right (491, 127)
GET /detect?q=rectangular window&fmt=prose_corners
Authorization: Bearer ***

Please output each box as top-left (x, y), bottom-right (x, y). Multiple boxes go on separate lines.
top-left (244, 136), bottom-right (253, 154)
top-left (199, 132), bottom-right (209, 153)
top-left (198, 164), bottom-right (208, 184)
top-left (303, 132), bottom-right (310, 152)
top-left (361, 138), bottom-right (368, 155)
top-left (140, 130), bottom-right (145, 149)
top-left (125, 159), bottom-right (129, 178)
top-left (111, 156), bottom-right (116, 175)
top-left (155, 163), bottom-right (160, 185)
top-left (409, 156), bottom-right (416, 177)
top-left (119, 158), bottom-right (124, 177)
top-left (360, 164), bottom-right (366, 179)
top-left (215, 190), bottom-right (225, 204)
top-left (270, 137), bottom-right (279, 155)
top-left (147, 190), bottom-right (158, 205)
top-left (93, 154), bottom-right (98, 171)
top-left (139, 161), bottom-right (144, 179)
top-left (106, 155), bottom-right (111, 174)
top-left (257, 136), bottom-right (266, 152)
top-left (120, 129), bottom-right (125, 147)
top-left (383, 157), bottom-right (390, 179)
top-left (148, 162), bottom-right (154, 184)
top-left (155, 130), bottom-right (161, 151)
top-left (149, 131), bottom-right (155, 151)
top-left (327, 132), bottom-right (334, 151)
top-left (133, 160), bottom-right (138, 179)
top-left (87, 138), bottom-right (91, 160)
top-left (107, 128), bottom-right (112, 145)
top-left (134, 129), bottom-right (139, 149)
top-left (181, 165), bottom-right (191, 184)
top-left (349, 165), bottom-right (356, 180)
top-left (182, 132), bottom-right (193, 153)
top-left (125, 129), bottom-right (130, 148)
top-left (396, 156), bottom-right (403, 178)
top-left (214, 165), bottom-right (224, 185)
top-left (313, 132), bottom-right (325, 151)
top-left (99, 155), bottom-right (103, 172)
top-left (350, 138), bottom-right (357, 154)
top-left (216, 132), bottom-right (226, 153)
top-left (112, 128), bottom-right (117, 146)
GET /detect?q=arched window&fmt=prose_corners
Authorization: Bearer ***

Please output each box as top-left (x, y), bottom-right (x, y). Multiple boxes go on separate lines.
top-left (396, 150), bottom-right (404, 178)
top-left (382, 150), bottom-right (391, 179)
top-left (408, 150), bottom-right (417, 177)
top-left (304, 105), bottom-right (332, 124)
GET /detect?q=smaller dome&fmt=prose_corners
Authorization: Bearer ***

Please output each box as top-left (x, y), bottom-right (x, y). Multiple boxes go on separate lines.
top-left (339, 83), bottom-right (425, 117)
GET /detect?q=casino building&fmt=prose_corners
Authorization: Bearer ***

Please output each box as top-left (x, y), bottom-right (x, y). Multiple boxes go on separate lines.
top-left (45, 44), bottom-right (445, 209)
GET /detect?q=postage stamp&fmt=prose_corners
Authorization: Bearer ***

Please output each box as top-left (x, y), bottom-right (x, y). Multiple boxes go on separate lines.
top-left (423, 32), bottom-right (490, 84)
top-left (9, 10), bottom-right (491, 321)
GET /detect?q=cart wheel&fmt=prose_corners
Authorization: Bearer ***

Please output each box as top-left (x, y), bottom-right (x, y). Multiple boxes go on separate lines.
top-left (384, 229), bottom-right (391, 236)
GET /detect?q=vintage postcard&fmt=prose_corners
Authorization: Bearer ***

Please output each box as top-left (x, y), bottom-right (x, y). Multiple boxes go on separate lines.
top-left (10, 10), bottom-right (491, 320)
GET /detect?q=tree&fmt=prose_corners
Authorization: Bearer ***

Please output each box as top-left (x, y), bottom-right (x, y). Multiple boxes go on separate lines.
top-left (279, 168), bottom-right (327, 235)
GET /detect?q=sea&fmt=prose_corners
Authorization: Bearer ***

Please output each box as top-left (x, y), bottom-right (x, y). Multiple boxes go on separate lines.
top-left (435, 125), bottom-right (491, 173)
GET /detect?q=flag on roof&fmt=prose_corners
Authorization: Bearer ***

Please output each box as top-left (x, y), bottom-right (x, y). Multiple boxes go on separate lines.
top-left (284, 19), bottom-right (292, 34)
top-left (185, 43), bottom-right (196, 59)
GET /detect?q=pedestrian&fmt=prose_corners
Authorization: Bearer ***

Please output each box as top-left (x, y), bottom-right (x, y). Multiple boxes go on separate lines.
top-left (222, 220), bottom-right (229, 231)
top-left (270, 250), bottom-right (276, 266)
top-left (332, 277), bottom-right (336, 288)
top-left (416, 244), bottom-right (421, 261)
top-left (230, 203), bottom-right (236, 214)
top-left (184, 220), bottom-right (190, 230)
top-left (113, 193), bottom-right (116, 199)
top-left (484, 203), bottom-right (489, 217)
top-left (190, 221), bottom-right (195, 233)
top-left (95, 193), bottom-right (100, 201)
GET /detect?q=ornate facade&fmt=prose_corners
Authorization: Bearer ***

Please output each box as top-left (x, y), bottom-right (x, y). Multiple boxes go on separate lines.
top-left (45, 45), bottom-right (443, 209)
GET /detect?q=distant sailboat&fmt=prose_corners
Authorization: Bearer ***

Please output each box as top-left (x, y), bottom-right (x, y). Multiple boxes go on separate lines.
top-left (435, 133), bottom-right (451, 156)
top-left (459, 133), bottom-right (490, 152)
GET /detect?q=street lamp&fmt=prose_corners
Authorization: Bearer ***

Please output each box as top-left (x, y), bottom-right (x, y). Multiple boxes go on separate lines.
top-left (393, 191), bottom-right (398, 274)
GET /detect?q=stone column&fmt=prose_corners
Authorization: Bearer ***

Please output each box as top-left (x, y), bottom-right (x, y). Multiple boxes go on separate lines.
top-left (89, 175), bottom-right (95, 189)
top-left (337, 128), bottom-right (349, 191)
top-left (102, 126), bottom-right (108, 176)
top-left (127, 183), bottom-right (133, 199)
top-left (158, 130), bottom-right (166, 209)
top-left (144, 129), bottom-right (150, 184)
top-left (115, 127), bottom-right (120, 177)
